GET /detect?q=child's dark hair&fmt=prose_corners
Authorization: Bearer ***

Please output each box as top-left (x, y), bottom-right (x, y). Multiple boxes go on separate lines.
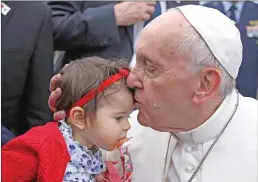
top-left (55, 57), bottom-right (132, 115)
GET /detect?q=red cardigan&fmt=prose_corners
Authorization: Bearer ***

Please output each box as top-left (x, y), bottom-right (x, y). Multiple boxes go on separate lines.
top-left (2, 122), bottom-right (123, 182)
top-left (2, 122), bottom-right (71, 182)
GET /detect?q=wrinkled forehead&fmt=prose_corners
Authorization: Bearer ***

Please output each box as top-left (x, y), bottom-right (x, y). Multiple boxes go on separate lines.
top-left (135, 10), bottom-right (187, 62)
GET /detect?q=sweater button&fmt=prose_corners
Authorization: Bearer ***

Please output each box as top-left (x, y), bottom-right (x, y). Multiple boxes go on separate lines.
top-left (185, 165), bottom-right (195, 173)
top-left (185, 146), bottom-right (193, 153)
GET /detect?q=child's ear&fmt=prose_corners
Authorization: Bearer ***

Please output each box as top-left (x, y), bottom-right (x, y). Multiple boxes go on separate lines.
top-left (85, 114), bottom-right (93, 129)
top-left (69, 107), bottom-right (87, 130)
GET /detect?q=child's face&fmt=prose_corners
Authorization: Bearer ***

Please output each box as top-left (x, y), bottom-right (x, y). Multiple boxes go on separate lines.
top-left (85, 88), bottom-right (134, 151)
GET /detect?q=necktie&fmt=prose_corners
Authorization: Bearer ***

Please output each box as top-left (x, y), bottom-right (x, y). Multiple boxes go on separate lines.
top-left (229, 4), bottom-right (237, 22)
top-left (144, 2), bottom-right (161, 27)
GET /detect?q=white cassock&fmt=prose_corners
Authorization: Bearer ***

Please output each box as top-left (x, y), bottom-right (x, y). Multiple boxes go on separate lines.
top-left (104, 89), bottom-right (257, 182)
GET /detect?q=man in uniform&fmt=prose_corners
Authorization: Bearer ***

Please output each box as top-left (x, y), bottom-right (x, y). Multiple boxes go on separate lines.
top-left (204, 1), bottom-right (258, 98)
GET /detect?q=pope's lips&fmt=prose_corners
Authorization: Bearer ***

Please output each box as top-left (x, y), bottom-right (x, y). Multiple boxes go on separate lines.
top-left (134, 98), bottom-right (143, 108)
top-left (134, 102), bottom-right (141, 109)
top-left (134, 97), bottom-right (142, 104)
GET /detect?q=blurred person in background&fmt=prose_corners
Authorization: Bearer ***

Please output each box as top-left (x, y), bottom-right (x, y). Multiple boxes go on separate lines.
top-left (203, 1), bottom-right (258, 99)
top-left (1, 1), bottom-right (53, 136)
top-left (48, 1), bottom-right (199, 68)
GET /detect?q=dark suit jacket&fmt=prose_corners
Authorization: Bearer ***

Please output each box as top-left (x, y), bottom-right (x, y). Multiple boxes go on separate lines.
top-left (48, 1), bottom-right (199, 63)
top-left (1, 1), bottom-right (53, 135)
top-left (204, 1), bottom-right (258, 98)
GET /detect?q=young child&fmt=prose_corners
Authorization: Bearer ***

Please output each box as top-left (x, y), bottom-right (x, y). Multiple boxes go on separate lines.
top-left (2, 57), bottom-right (134, 182)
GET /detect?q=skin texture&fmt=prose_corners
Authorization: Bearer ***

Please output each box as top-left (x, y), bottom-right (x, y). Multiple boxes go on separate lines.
top-left (49, 10), bottom-right (224, 133)
top-left (68, 87), bottom-right (134, 151)
top-left (127, 10), bottom-right (223, 132)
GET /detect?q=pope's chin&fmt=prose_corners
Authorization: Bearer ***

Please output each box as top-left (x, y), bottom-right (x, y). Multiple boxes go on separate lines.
top-left (137, 113), bottom-right (150, 127)
top-left (137, 107), bottom-right (166, 131)
top-left (137, 113), bottom-right (162, 130)
top-left (136, 107), bottom-right (152, 128)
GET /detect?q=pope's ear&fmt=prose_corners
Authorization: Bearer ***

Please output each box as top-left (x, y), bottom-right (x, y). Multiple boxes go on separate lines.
top-left (192, 68), bottom-right (221, 104)
top-left (69, 107), bottom-right (86, 130)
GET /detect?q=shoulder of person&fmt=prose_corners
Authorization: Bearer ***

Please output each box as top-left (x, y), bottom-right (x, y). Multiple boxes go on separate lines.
top-left (239, 95), bottom-right (258, 117)
top-left (1, 123), bottom-right (60, 160)
top-left (19, 1), bottom-right (51, 18)
top-left (31, 122), bottom-right (66, 146)
top-left (247, 1), bottom-right (258, 9)
top-left (231, 94), bottom-right (258, 142)
top-left (6, 122), bottom-right (64, 150)
top-left (201, 1), bottom-right (220, 8)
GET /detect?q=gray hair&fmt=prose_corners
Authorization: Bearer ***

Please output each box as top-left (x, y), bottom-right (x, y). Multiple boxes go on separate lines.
top-left (178, 25), bottom-right (235, 97)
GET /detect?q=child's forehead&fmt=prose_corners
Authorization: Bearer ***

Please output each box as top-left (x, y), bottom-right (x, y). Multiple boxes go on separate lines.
top-left (102, 87), bottom-right (132, 101)
top-left (97, 87), bottom-right (133, 108)
top-left (95, 94), bottom-right (134, 116)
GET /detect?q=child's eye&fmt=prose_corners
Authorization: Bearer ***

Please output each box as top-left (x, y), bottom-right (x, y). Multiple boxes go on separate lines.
top-left (115, 116), bottom-right (123, 121)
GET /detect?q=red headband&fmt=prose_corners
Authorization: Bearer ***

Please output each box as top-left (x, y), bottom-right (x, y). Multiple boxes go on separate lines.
top-left (68, 69), bottom-right (129, 116)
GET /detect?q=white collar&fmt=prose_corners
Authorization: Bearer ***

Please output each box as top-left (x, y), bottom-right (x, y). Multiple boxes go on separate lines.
top-left (173, 89), bottom-right (238, 144)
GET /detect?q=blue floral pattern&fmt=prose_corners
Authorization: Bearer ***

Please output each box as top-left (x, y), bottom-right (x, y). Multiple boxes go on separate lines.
top-left (59, 120), bottom-right (106, 182)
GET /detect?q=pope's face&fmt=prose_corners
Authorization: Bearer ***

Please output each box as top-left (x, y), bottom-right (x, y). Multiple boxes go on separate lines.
top-left (127, 12), bottom-right (199, 132)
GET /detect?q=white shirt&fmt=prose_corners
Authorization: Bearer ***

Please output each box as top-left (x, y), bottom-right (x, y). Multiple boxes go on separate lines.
top-left (167, 90), bottom-right (257, 182)
top-left (130, 1), bottom-right (167, 68)
top-left (104, 89), bottom-right (257, 182)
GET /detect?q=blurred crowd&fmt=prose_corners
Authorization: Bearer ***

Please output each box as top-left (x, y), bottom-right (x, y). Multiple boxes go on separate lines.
top-left (1, 1), bottom-right (258, 145)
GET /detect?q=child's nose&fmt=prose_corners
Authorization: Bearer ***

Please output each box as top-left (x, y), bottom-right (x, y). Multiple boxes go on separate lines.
top-left (123, 120), bottom-right (131, 131)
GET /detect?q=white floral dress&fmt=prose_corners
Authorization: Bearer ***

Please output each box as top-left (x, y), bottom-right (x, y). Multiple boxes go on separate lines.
top-left (58, 120), bottom-right (106, 182)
